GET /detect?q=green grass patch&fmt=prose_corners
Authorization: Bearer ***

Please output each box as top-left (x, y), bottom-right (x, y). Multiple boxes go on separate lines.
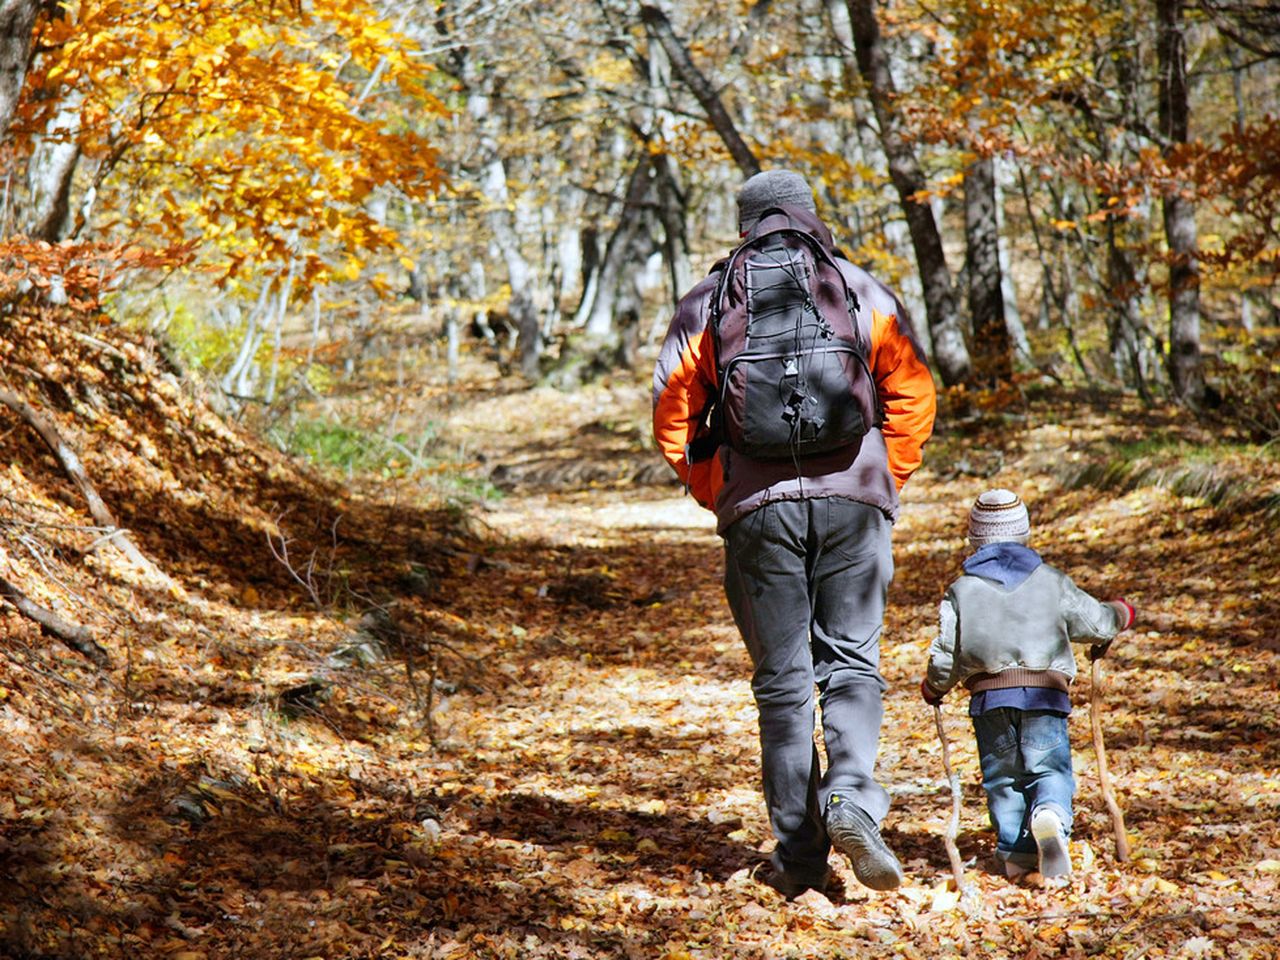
top-left (269, 416), bottom-right (503, 504)
top-left (272, 418), bottom-right (388, 475)
top-left (1059, 438), bottom-right (1280, 522)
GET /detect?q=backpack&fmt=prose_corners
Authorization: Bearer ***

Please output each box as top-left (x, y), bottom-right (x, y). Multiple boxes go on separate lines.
top-left (707, 207), bottom-right (880, 462)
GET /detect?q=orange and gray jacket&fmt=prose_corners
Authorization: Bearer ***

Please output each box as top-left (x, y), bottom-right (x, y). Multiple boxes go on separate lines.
top-left (652, 228), bottom-right (937, 535)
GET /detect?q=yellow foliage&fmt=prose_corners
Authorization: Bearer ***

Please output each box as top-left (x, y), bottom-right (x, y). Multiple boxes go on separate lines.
top-left (16, 0), bottom-right (450, 292)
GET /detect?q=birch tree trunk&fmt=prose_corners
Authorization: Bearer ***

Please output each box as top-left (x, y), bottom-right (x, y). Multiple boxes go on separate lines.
top-left (993, 155), bottom-right (1031, 365)
top-left (964, 154), bottom-right (1012, 385)
top-left (581, 149), bottom-right (655, 341)
top-left (1157, 0), bottom-right (1204, 406)
top-left (844, 0), bottom-right (971, 386)
top-left (480, 148), bottom-right (541, 379)
top-left (24, 89), bottom-right (83, 240)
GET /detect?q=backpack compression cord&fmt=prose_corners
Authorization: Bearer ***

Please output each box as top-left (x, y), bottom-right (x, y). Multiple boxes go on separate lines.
top-left (714, 229), bottom-right (874, 463)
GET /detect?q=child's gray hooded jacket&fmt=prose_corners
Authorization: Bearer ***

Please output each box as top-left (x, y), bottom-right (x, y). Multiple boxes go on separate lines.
top-left (925, 547), bottom-right (1127, 697)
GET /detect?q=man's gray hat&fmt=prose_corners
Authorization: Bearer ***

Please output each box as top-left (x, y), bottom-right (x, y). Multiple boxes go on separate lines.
top-left (737, 169), bottom-right (816, 231)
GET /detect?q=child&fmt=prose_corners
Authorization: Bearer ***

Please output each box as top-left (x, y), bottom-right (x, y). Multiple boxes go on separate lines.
top-left (920, 489), bottom-right (1134, 879)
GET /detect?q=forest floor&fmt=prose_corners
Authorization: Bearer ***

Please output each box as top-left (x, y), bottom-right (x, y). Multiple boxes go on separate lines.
top-left (1, 309), bottom-right (1279, 959)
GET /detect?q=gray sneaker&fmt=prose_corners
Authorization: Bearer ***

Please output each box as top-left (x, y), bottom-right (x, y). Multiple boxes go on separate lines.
top-left (1031, 807), bottom-right (1072, 878)
top-left (825, 795), bottom-right (904, 891)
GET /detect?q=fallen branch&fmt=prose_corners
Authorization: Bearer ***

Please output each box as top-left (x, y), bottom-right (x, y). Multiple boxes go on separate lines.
top-left (0, 385), bottom-right (153, 574)
top-left (0, 572), bottom-right (109, 666)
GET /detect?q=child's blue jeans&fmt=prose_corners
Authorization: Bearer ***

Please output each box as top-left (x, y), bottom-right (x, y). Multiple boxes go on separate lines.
top-left (971, 707), bottom-right (1075, 869)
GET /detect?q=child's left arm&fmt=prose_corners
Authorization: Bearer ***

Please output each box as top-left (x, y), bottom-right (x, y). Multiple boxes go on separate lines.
top-left (1060, 577), bottom-right (1135, 657)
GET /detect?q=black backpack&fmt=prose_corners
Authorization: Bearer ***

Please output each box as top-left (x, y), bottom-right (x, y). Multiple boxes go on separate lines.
top-left (705, 207), bottom-right (880, 462)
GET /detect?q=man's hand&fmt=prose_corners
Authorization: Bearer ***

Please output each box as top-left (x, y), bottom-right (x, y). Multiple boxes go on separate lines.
top-left (1088, 640), bottom-right (1111, 661)
top-left (920, 678), bottom-right (943, 706)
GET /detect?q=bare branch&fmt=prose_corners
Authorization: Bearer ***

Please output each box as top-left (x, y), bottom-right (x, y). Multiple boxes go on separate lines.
top-left (639, 5), bottom-right (760, 177)
top-left (0, 570), bottom-right (108, 666)
top-left (0, 385), bottom-right (155, 574)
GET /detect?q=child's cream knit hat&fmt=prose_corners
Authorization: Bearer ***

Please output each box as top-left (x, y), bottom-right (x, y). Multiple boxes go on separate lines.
top-left (968, 489), bottom-right (1030, 546)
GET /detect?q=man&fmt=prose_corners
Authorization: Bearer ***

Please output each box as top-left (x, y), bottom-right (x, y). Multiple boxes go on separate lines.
top-left (652, 169), bottom-right (936, 896)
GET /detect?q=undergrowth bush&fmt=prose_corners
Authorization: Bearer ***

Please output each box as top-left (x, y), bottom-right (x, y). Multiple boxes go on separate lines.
top-left (1204, 328), bottom-right (1280, 444)
top-left (1059, 438), bottom-right (1280, 523)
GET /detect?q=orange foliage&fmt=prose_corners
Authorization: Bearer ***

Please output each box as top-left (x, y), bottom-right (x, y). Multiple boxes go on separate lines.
top-left (14, 0), bottom-right (448, 290)
top-left (0, 238), bottom-right (191, 310)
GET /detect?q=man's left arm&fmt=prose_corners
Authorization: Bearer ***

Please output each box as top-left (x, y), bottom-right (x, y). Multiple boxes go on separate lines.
top-left (652, 279), bottom-right (719, 508)
top-left (868, 295), bottom-right (937, 490)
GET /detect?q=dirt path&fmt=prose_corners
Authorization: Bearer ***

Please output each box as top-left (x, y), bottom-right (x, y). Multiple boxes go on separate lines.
top-left (398, 377), bottom-right (1279, 958)
top-left (2, 326), bottom-right (1276, 959)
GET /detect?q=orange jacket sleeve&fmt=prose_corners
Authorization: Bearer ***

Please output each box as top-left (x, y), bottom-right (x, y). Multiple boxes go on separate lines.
top-left (868, 300), bottom-right (937, 490)
top-left (652, 277), bottom-right (721, 509)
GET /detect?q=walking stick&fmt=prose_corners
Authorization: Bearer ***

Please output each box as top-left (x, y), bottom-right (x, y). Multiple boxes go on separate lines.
top-left (933, 704), bottom-right (968, 891)
top-left (1090, 657), bottom-right (1131, 862)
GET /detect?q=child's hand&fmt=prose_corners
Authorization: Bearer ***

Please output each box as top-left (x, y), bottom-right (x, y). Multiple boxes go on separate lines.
top-left (1088, 640), bottom-right (1111, 661)
top-left (920, 678), bottom-right (943, 706)
top-left (1106, 599), bottom-right (1135, 630)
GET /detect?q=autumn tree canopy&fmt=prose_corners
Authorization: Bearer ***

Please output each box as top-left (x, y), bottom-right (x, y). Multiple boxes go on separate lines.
top-left (0, 0), bottom-right (1277, 422)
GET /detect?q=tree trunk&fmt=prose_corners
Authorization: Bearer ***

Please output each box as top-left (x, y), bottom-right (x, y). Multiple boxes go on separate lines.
top-left (222, 282), bottom-right (271, 401)
top-left (1106, 218), bottom-right (1154, 402)
top-left (24, 89), bottom-right (83, 240)
top-left (639, 5), bottom-right (761, 177)
top-left (822, 0), bottom-right (931, 357)
top-left (993, 155), bottom-right (1031, 365)
top-left (1157, 0), bottom-right (1204, 406)
top-left (580, 148), bottom-right (656, 340)
top-left (844, 0), bottom-right (970, 386)
top-left (964, 154), bottom-right (1012, 385)
top-left (651, 140), bottom-right (691, 315)
top-left (0, 0), bottom-right (38, 143)
top-left (480, 151), bottom-right (540, 378)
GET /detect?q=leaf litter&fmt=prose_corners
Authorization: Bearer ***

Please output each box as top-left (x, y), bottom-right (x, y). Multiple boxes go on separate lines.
top-left (0, 308), bottom-right (1277, 958)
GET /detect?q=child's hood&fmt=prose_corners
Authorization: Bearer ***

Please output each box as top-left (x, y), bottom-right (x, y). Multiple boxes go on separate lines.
top-left (962, 542), bottom-right (1043, 590)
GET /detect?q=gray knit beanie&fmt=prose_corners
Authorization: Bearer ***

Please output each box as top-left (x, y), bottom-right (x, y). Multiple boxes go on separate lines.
top-left (737, 169), bottom-right (816, 231)
top-left (968, 489), bottom-right (1031, 546)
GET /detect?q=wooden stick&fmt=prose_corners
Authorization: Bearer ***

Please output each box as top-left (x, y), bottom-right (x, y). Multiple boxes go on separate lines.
top-left (933, 704), bottom-right (968, 889)
top-left (1090, 657), bottom-right (1131, 862)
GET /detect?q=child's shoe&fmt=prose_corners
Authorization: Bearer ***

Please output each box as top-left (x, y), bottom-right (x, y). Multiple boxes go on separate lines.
top-left (1030, 807), bottom-right (1071, 878)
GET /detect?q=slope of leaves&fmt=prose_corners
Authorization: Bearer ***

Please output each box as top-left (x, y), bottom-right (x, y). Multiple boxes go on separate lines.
top-left (1, 310), bottom-right (1278, 958)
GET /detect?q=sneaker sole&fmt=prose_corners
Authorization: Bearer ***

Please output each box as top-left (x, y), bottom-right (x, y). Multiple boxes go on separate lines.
top-left (827, 820), bottom-right (904, 891)
top-left (1032, 817), bottom-right (1072, 878)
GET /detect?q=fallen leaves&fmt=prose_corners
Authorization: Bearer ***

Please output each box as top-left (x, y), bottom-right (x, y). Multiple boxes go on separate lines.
top-left (2, 310), bottom-right (1279, 958)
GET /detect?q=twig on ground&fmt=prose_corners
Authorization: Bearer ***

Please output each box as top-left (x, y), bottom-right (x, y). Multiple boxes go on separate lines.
top-left (0, 571), bottom-right (109, 666)
top-left (266, 511), bottom-right (327, 609)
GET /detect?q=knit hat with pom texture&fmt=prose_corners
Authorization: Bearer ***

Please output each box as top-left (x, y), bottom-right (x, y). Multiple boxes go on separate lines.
top-left (968, 489), bottom-right (1031, 545)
